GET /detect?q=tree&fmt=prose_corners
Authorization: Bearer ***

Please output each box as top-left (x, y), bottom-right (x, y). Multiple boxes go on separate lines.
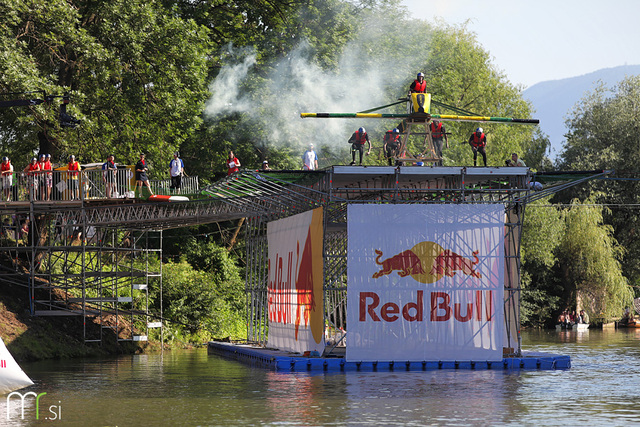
top-left (0, 0), bottom-right (212, 171)
top-left (559, 75), bottom-right (640, 287)
top-left (520, 201), bottom-right (565, 326)
top-left (557, 199), bottom-right (632, 321)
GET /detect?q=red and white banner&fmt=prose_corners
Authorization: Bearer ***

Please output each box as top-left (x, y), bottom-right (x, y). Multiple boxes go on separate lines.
top-left (267, 208), bottom-right (324, 354)
top-left (346, 204), bottom-right (504, 362)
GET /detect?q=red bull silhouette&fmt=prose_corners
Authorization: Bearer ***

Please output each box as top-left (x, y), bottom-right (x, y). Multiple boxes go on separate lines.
top-left (430, 249), bottom-right (481, 278)
top-left (372, 249), bottom-right (425, 279)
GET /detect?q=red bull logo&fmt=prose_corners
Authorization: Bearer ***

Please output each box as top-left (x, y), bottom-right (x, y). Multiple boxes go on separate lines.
top-left (372, 241), bottom-right (481, 283)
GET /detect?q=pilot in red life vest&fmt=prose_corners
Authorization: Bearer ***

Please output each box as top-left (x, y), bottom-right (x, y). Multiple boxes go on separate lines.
top-left (383, 128), bottom-right (401, 166)
top-left (468, 127), bottom-right (487, 167)
top-left (429, 120), bottom-right (449, 166)
top-left (348, 127), bottom-right (371, 166)
top-left (409, 72), bottom-right (427, 93)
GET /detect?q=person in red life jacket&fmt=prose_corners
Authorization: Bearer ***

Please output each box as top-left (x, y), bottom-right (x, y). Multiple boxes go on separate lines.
top-left (468, 127), bottom-right (487, 167)
top-left (23, 157), bottom-right (41, 200)
top-left (348, 127), bottom-right (371, 166)
top-left (383, 128), bottom-right (401, 166)
top-left (35, 154), bottom-right (48, 201)
top-left (1, 157), bottom-right (13, 201)
top-left (429, 120), bottom-right (449, 166)
top-left (409, 72), bottom-right (427, 93)
top-left (226, 150), bottom-right (241, 176)
top-left (67, 155), bottom-right (81, 200)
top-left (135, 153), bottom-right (154, 198)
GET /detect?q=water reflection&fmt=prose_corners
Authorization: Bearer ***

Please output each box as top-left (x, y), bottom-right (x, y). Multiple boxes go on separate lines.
top-left (4, 329), bottom-right (640, 426)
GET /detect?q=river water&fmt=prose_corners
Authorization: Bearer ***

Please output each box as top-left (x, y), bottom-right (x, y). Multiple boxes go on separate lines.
top-left (3, 328), bottom-right (640, 426)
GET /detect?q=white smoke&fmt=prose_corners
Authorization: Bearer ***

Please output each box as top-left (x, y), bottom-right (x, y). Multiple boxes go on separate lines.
top-left (205, 18), bottom-right (427, 158)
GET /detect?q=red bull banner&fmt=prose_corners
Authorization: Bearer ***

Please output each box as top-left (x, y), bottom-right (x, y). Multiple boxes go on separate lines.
top-left (267, 208), bottom-right (324, 354)
top-left (347, 204), bottom-right (504, 362)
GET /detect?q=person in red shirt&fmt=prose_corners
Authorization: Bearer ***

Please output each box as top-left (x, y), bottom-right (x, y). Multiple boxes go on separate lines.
top-left (67, 155), bottom-right (81, 200)
top-left (468, 127), bottom-right (487, 167)
top-left (23, 157), bottom-right (41, 201)
top-left (1, 157), bottom-right (14, 201)
top-left (226, 151), bottom-right (241, 176)
top-left (43, 154), bottom-right (53, 201)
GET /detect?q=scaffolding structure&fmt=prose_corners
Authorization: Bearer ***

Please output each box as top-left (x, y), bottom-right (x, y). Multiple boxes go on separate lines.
top-left (201, 166), bottom-right (612, 356)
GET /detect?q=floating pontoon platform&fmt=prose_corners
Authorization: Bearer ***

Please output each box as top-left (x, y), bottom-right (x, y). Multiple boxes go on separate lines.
top-left (207, 341), bottom-right (570, 371)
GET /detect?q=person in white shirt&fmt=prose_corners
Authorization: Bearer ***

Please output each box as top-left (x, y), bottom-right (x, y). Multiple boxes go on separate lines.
top-left (169, 152), bottom-right (184, 191)
top-left (302, 144), bottom-right (318, 170)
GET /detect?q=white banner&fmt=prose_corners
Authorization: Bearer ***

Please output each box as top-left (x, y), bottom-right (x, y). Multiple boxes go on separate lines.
top-left (267, 208), bottom-right (324, 354)
top-left (346, 204), bottom-right (504, 362)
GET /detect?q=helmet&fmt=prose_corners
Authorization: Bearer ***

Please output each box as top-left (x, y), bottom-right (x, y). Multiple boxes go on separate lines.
top-left (2, 157), bottom-right (7, 161)
top-left (476, 127), bottom-right (483, 133)
top-left (417, 72), bottom-right (425, 78)
top-left (70, 155), bottom-right (75, 159)
top-left (46, 154), bottom-right (51, 158)
top-left (39, 154), bottom-right (45, 159)
top-left (31, 157), bottom-right (37, 162)
top-left (393, 128), bottom-right (399, 133)
top-left (358, 127), bottom-right (365, 133)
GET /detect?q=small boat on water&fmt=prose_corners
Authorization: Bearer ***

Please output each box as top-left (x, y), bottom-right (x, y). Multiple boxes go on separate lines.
top-left (556, 323), bottom-right (589, 331)
top-left (0, 337), bottom-right (33, 394)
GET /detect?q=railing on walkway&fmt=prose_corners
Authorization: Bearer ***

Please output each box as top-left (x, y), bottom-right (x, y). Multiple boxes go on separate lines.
top-left (0, 169), bottom-right (199, 202)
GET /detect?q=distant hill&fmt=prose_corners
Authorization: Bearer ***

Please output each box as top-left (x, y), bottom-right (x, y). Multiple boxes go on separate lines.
top-left (523, 65), bottom-right (640, 160)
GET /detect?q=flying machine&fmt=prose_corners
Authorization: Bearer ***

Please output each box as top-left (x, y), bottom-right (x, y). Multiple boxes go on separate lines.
top-left (301, 92), bottom-right (539, 164)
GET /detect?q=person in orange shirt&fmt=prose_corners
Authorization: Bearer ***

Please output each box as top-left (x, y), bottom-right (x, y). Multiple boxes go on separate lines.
top-left (67, 155), bottom-right (81, 200)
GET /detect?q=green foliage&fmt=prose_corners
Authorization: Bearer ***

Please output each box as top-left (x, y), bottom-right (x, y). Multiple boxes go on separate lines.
top-left (557, 199), bottom-right (633, 320)
top-left (156, 259), bottom-right (245, 342)
top-left (559, 76), bottom-right (640, 286)
top-left (520, 202), bottom-right (565, 326)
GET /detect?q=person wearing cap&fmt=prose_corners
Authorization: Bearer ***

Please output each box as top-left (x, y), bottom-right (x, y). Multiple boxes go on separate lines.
top-left (67, 155), bottom-right (81, 200)
top-left (226, 150), bottom-right (240, 176)
top-left (1, 156), bottom-right (13, 201)
top-left (261, 160), bottom-right (271, 171)
top-left (23, 157), bottom-right (41, 200)
top-left (135, 153), bottom-right (154, 198)
top-left (102, 154), bottom-right (117, 198)
top-left (169, 152), bottom-right (184, 192)
top-left (302, 144), bottom-right (318, 170)
top-left (468, 127), bottom-right (487, 167)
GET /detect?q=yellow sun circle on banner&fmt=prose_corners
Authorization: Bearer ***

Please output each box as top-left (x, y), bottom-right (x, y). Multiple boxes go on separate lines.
top-left (410, 241), bottom-right (445, 284)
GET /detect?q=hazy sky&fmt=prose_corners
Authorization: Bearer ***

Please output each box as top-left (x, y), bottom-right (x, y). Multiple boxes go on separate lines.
top-left (401, 0), bottom-right (640, 88)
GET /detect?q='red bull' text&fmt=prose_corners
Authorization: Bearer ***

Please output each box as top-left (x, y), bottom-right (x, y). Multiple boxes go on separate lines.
top-left (359, 290), bottom-right (494, 322)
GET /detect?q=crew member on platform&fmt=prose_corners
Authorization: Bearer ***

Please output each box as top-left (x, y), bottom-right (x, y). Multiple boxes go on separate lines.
top-left (135, 153), bottom-right (154, 198)
top-left (302, 144), bottom-right (318, 170)
top-left (67, 155), bottom-right (81, 200)
top-left (468, 127), bottom-right (487, 167)
top-left (383, 128), bottom-right (401, 166)
top-left (430, 120), bottom-right (449, 166)
top-left (348, 127), bottom-right (371, 166)
top-left (169, 152), bottom-right (184, 192)
top-left (506, 153), bottom-right (526, 167)
top-left (1, 157), bottom-right (13, 201)
top-left (226, 150), bottom-right (240, 176)
top-left (409, 72), bottom-right (427, 93)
